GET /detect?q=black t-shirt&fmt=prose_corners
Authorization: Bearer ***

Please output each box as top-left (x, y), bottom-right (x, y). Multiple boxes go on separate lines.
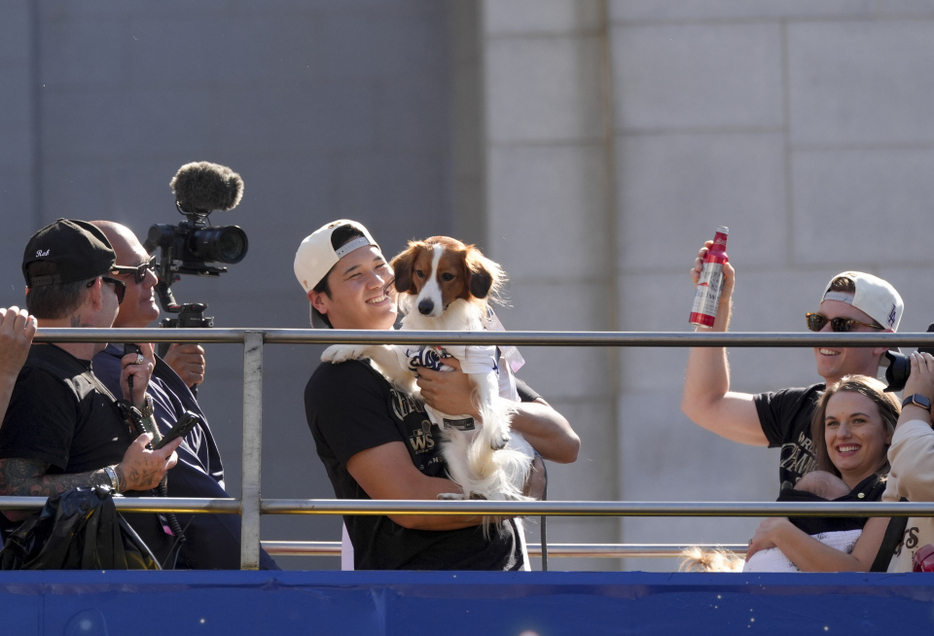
top-left (304, 359), bottom-right (524, 571)
top-left (0, 344), bottom-right (172, 560)
top-left (779, 473), bottom-right (886, 535)
top-left (0, 345), bottom-right (132, 472)
top-left (755, 383), bottom-right (825, 492)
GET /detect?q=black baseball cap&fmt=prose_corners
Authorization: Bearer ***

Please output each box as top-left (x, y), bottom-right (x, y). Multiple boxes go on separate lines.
top-left (22, 218), bottom-right (116, 287)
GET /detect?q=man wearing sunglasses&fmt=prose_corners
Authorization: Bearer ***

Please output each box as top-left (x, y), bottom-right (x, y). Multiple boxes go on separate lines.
top-left (0, 219), bottom-right (183, 559)
top-left (681, 242), bottom-right (904, 492)
top-left (87, 220), bottom-right (278, 570)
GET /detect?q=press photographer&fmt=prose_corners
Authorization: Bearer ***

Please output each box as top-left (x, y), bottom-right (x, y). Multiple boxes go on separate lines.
top-left (881, 324), bottom-right (934, 392)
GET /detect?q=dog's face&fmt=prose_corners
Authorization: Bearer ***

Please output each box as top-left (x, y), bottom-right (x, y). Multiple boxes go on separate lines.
top-left (391, 236), bottom-right (499, 318)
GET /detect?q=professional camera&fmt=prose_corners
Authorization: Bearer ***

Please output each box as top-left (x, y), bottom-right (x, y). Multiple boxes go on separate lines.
top-left (882, 323), bottom-right (934, 392)
top-left (143, 161), bottom-right (248, 354)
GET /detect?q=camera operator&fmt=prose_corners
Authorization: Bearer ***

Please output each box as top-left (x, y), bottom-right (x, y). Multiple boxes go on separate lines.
top-left (89, 221), bottom-right (278, 570)
top-left (0, 219), bottom-right (181, 558)
top-left (880, 351), bottom-right (934, 571)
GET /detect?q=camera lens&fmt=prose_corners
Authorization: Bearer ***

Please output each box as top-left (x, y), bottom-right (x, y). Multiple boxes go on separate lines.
top-left (190, 225), bottom-right (249, 264)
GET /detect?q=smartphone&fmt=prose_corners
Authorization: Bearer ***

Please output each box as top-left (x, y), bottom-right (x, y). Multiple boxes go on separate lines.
top-left (154, 411), bottom-right (202, 450)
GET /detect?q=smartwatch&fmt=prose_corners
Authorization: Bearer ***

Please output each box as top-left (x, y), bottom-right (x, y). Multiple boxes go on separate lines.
top-left (902, 394), bottom-right (932, 413)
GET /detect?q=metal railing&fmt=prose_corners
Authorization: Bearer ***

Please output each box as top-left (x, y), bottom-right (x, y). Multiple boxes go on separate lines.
top-left (22, 328), bottom-right (934, 569)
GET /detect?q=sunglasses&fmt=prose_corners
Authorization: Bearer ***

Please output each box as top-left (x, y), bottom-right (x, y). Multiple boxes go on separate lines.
top-left (806, 312), bottom-right (883, 333)
top-left (100, 276), bottom-right (126, 305)
top-left (112, 255), bottom-right (157, 284)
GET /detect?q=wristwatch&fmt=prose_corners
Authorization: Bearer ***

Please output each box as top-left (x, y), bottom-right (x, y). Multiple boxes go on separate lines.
top-left (902, 394), bottom-right (932, 413)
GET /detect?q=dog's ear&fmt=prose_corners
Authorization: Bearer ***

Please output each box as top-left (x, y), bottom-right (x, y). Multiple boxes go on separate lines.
top-left (390, 242), bottom-right (419, 294)
top-left (466, 249), bottom-right (494, 299)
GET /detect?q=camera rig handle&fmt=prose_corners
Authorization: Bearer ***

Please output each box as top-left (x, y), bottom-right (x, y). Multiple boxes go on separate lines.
top-left (157, 303), bottom-right (214, 359)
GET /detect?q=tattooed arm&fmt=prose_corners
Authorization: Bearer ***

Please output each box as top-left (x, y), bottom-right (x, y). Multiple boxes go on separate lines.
top-left (0, 457), bottom-right (112, 522)
top-left (0, 433), bottom-right (182, 520)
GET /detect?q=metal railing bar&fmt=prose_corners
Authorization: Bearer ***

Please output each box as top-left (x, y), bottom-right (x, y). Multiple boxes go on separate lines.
top-left (29, 328), bottom-right (934, 348)
top-left (0, 496), bottom-right (240, 513)
top-left (22, 326), bottom-right (934, 569)
top-left (240, 331), bottom-right (264, 570)
top-left (260, 499), bottom-right (934, 517)
top-left (4, 497), bottom-right (930, 518)
top-left (259, 541), bottom-right (749, 559)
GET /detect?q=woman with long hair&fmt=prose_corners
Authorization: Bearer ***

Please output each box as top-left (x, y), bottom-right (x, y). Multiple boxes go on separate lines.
top-left (742, 374), bottom-right (899, 571)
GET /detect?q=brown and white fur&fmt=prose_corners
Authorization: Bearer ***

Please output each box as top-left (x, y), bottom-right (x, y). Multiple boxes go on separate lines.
top-left (322, 236), bottom-right (533, 505)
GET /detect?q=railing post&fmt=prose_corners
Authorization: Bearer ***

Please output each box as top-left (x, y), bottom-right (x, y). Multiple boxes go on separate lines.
top-left (240, 331), bottom-right (264, 569)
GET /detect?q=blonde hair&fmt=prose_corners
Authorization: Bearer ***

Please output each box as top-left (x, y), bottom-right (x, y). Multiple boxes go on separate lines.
top-left (679, 546), bottom-right (744, 573)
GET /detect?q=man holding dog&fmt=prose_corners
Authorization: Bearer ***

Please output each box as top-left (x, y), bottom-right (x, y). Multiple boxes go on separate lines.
top-left (0, 219), bottom-right (182, 560)
top-left (295, 219), bottom-right (579, 570)
top-left (681, 242), bottom-right (904, 492)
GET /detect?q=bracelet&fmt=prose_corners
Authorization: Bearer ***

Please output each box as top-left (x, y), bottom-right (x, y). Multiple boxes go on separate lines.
top-left (104, 465), bottom-right (122, 493)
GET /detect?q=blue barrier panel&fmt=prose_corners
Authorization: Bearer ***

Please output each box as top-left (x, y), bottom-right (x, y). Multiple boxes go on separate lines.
top-left (0, 571), bottom-right (933, 635)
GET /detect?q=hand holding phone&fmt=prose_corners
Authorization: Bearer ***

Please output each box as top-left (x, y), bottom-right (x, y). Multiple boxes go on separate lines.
top-left (154, 411), bottom-right (202, 450)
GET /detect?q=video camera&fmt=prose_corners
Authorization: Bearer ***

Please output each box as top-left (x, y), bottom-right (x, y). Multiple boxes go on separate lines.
top-left (882, 323), bottom-right (934, 392)
top-left (143, 161), bottom-right (248, 353)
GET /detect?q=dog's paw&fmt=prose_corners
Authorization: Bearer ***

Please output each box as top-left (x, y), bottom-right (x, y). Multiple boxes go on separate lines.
top-left (437, 492), bottom-right (466, 500)
top-left (321, 344), bottom-right (367, 364)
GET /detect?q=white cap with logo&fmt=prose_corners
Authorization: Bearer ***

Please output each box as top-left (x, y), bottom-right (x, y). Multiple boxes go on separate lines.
top-left (294, 219), bottom-right (379, 327)
top-left (821, 271), bottom-right (904, 331)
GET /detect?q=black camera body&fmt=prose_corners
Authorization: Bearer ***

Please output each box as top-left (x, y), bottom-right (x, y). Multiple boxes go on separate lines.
top-left (145, 215), bottom-right (248, 315)
top-left (146, 217), bottom-right (248, 279)
top-left (882, 323), bottom-right (934, 392)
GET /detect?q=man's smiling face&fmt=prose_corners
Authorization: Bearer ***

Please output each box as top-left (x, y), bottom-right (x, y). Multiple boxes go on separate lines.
top-left (311, 245), bottom-right (397, 330)
top-left (812, 299), bottom-right (888, 384)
